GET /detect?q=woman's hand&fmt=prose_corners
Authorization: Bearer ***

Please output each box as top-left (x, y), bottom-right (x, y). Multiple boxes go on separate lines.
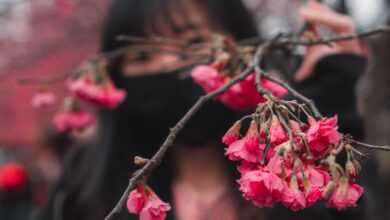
top-left (294, 0), bottom-right (368, 82)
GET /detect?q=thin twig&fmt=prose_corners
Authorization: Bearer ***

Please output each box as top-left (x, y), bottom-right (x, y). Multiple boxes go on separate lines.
top-left (261, 73), bottom-right (322, 119)
top-left (351, 140), bottom-right (390, 152)
top-left (254, 46), bottom-right (272, 97)
top-left (277, 26), bottom-right (390, 46)
top-left (351, 147), bottom-right (367, 157)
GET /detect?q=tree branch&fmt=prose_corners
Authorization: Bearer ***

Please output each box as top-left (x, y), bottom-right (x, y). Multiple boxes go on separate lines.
top-left (351, 139), bottom-right (390, 152)
top-left (104, 61), bottom-right (257, 220)
top-left (278, 26), bottom-right (390, 46)
top-left (261, 72), bottom-right (323, 119)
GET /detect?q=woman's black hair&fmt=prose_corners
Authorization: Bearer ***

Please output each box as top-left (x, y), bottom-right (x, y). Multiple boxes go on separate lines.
top-left (37, 0), bottom-right (258, 220)
top-left (101, 0), bottom-right (257, 52)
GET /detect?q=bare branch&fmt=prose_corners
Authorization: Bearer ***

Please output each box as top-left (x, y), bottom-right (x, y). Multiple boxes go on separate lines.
top-left (278, 26), bottom-right (390, 47)
top-left (261, 73), bottom-right (323, 119)
top-left (351, 139), bottom-right (390, 152)
top-left (104, 59), bottom-right (258, 220)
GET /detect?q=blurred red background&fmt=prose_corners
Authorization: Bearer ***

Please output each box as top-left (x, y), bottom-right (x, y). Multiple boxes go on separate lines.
top-left (0, 0), bottom-right (108, 147)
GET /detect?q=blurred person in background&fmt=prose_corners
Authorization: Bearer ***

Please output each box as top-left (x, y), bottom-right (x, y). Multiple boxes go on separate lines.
top-left (255, 0), bottom-right (383, 219)
top-left (38, 0), bottom-right (262, 219)
top-left (356, 0), bottom-right (390, 218)
top-left (37, 0), bottom-right (380, 220)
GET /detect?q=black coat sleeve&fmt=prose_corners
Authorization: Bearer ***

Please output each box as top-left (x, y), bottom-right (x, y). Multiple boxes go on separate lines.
top-left (290, 53), bottom-right (367, 139)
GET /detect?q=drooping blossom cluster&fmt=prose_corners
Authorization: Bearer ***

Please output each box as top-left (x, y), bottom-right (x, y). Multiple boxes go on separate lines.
top-left (191, 65), bottom-right (287, 110)
top-left (54, 73), bottom-right (125, 133)
top-left (52, 97), bottom-right (96, 133)
top-left (31, 60), bottom-right (126, 133)
top-left (127, 184), bottom-right (171, 220)
top-left (53, 108), bottom-right (95, 133)
top-left (67, 74), bottom-right (126, 109)
top-left (222, 106), bottom-right (363, 211)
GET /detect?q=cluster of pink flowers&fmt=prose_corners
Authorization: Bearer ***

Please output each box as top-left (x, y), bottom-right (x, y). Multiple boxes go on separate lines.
top-left (31, 71), bottom-right (127, 133)
top-left (67, 75), bottom-right (126, 109)
top-left (53, 108), bottom-right (95, 133)
top-left (191, 65), bottom-right (287, 110)
top-left (127, 185), bottom-right (171, 220)
top-left (223, 115), bottom-right (363, 211)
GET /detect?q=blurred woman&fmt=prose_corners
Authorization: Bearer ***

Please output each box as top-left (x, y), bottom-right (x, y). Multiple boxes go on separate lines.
top-left (37, 0), bottom-right (377, 220)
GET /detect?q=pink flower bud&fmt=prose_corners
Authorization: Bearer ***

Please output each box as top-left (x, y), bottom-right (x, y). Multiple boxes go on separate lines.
top-left (139, 194), bottom-right (171, 220)
top-left (269, 117), bottom-right (288, 146)
top-left (238, 169), bottom-right (285, 208)
top-left (222, 121), bottom-right (241, 145)
top-left (127, 186), bottom-right (146, 214)
top-left (326, 178), bottom-right (364, 210)
top-left (225, 120), bottom-right (264, 163)
top-left (127, 185), bottom-right (171, 220)
top-left (322, 180), bottom-right (336, 200)
top-left (346, 161), bottom-right (359, 178)
top-left (68, 76), bottom-right (126, 108)
top-left (282, 176), bottom-right (307, 211)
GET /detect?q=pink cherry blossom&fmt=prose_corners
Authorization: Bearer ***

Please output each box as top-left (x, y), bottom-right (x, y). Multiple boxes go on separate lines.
top-left (225, 139), bottom-right (263, 163)
top-left (127, 187), bottom-right (146, 214)
top-left (306, 187), bottom-right (323, 207)
top-left (238, 169), bottom-right (285, 207)
top-left (326, 179), bottom-right (363, 210)
top-left (269, 118), bottom-right (287, 146)
top-left (304, 166), bottom-right (330, 188)
top-left (53, 110), bottom-right (95, 132)
top-left (261, 78), bottom-right (288, 98)
top-left (68, 76), bottom-right (126, 108)
top-left (31, 91), bottom-right (57, 108)
top-left (282, 184), bottom-right (307, 211)
top-left (217, 81), bottom-right (253, 110)
top-left (237, 161), bottom-right (258, 175)
top-left (127, 186), bottom-right (171, 220)
top-left (307, 116), bottom-right (341, 157)
top-left (265, 154), bottom-right (286, 176)
top-left (191, 65), bottom-right (287, 110)
top-left (222, 121), bottom-right (241, 145)
top-left (139, 195), bottom-right (171, 220)
top-left (302, 166), bottom-right (330, 206)
top-left (225, 121), bottom-right (263, 163)
top-left (190, 65), bottom-right (225, 92)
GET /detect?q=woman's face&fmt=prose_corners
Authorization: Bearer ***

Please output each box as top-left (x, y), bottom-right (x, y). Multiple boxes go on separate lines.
top-left (121, 0), bottom-right (223, 76)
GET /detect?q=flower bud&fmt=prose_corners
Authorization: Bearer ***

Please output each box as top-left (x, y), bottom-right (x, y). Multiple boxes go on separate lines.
top-left (222, 120), bottom-right (241, 145)
top-left (353, 160), bottom-right (362, 174)
top-left (346, 160), bottom-right (359, 178)
top-left (322, 180), bottom-right (336, 200)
